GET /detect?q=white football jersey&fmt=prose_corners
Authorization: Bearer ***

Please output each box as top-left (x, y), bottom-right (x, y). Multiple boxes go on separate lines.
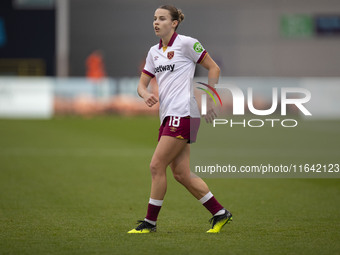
top-left (142, 32), bottom-right (207, 123)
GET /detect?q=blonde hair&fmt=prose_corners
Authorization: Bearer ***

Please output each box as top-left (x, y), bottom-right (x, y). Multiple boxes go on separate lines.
top-left (158, 5), bottom-right (184, 31)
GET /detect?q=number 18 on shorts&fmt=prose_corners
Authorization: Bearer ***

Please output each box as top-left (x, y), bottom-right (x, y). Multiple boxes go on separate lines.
top-left (158, 116), bottom-right (200, 143)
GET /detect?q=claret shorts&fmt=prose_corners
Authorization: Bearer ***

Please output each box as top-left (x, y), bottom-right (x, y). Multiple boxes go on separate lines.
top-left (158, 116), bottom-right (200, 143)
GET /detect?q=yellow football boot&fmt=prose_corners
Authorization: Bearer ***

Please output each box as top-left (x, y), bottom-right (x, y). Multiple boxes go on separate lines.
top-left (127, 220), bottom-right (156, 234)
top-left (206, 210), bottom-right (232, 233)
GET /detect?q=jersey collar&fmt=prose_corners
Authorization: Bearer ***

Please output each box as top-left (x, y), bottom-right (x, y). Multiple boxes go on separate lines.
top-left (158, 32), bottom-right (178, 49)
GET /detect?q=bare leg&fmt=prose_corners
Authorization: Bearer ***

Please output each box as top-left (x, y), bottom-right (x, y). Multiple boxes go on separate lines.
top-left (170, 144), bottom-right (210, 200)
top-left (149, 136), bottom-right (188, 200)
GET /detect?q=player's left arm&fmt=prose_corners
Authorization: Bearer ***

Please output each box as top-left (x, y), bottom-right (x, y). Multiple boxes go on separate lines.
top-left (199, 53), bottom-right (220, 86)
top-left (199, 54), bottom-right (220, 123)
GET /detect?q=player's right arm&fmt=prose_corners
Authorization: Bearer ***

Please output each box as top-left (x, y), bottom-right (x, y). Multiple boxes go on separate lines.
top-left (137, 73), bottom-right (158, 107)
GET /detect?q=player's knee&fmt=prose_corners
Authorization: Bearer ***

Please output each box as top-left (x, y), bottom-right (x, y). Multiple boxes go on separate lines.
top-left (173, 172), bottom-right (189, 184)
top-left (149, 161), bottom-right (157, 176)
top-left (173, 173), bottom-right (183, 183)
top-left (149, 160), bottom-right (165, 178)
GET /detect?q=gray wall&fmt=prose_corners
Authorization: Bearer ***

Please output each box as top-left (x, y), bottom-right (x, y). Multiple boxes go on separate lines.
top-left (70, 0), bottom-right (340, 77)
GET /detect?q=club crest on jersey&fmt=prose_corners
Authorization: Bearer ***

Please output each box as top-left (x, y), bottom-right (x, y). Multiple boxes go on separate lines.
top-left (167, 51), bottom-right (174, 60)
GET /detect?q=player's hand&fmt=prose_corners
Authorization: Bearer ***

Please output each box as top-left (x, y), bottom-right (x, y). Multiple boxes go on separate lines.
top-left (143, 93), bottom-right (158, 107)
top-left (204, 97), bottom-right (217, 123)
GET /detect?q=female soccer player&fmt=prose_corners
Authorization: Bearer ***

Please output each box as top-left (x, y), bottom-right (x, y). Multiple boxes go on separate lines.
top-left (128, 5), bottom-right (232, 234)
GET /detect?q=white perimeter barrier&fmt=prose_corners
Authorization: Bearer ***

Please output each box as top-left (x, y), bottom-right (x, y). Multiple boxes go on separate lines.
top-left (0, 77), bottom-right (339, 119)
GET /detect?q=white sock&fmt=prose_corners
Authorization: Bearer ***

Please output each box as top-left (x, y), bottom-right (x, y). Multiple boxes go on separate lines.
top-left (144, 218), bottom-right (156, 226)
top-left (149, 198), bottom-right (163, 206)
top-left (199, 191), bottom-right (213, 204)
top-left (214, 209), bottom-right (226, 216)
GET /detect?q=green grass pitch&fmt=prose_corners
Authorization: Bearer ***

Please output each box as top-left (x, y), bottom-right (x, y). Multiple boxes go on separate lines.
top-left (0, 116), bottom-right (339, 255)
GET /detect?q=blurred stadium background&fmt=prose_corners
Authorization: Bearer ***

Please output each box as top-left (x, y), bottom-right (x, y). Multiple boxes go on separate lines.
top-left (0, 0), bottom-right (339, 254)
top-left (1, 0), bottom-right (340, 118)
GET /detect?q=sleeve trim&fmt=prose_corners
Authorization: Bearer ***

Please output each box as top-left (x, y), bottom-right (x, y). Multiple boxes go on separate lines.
top-left (197, 50), bottom-right (208, 64)
top-left (142, 69), bottom-right (155, 78)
